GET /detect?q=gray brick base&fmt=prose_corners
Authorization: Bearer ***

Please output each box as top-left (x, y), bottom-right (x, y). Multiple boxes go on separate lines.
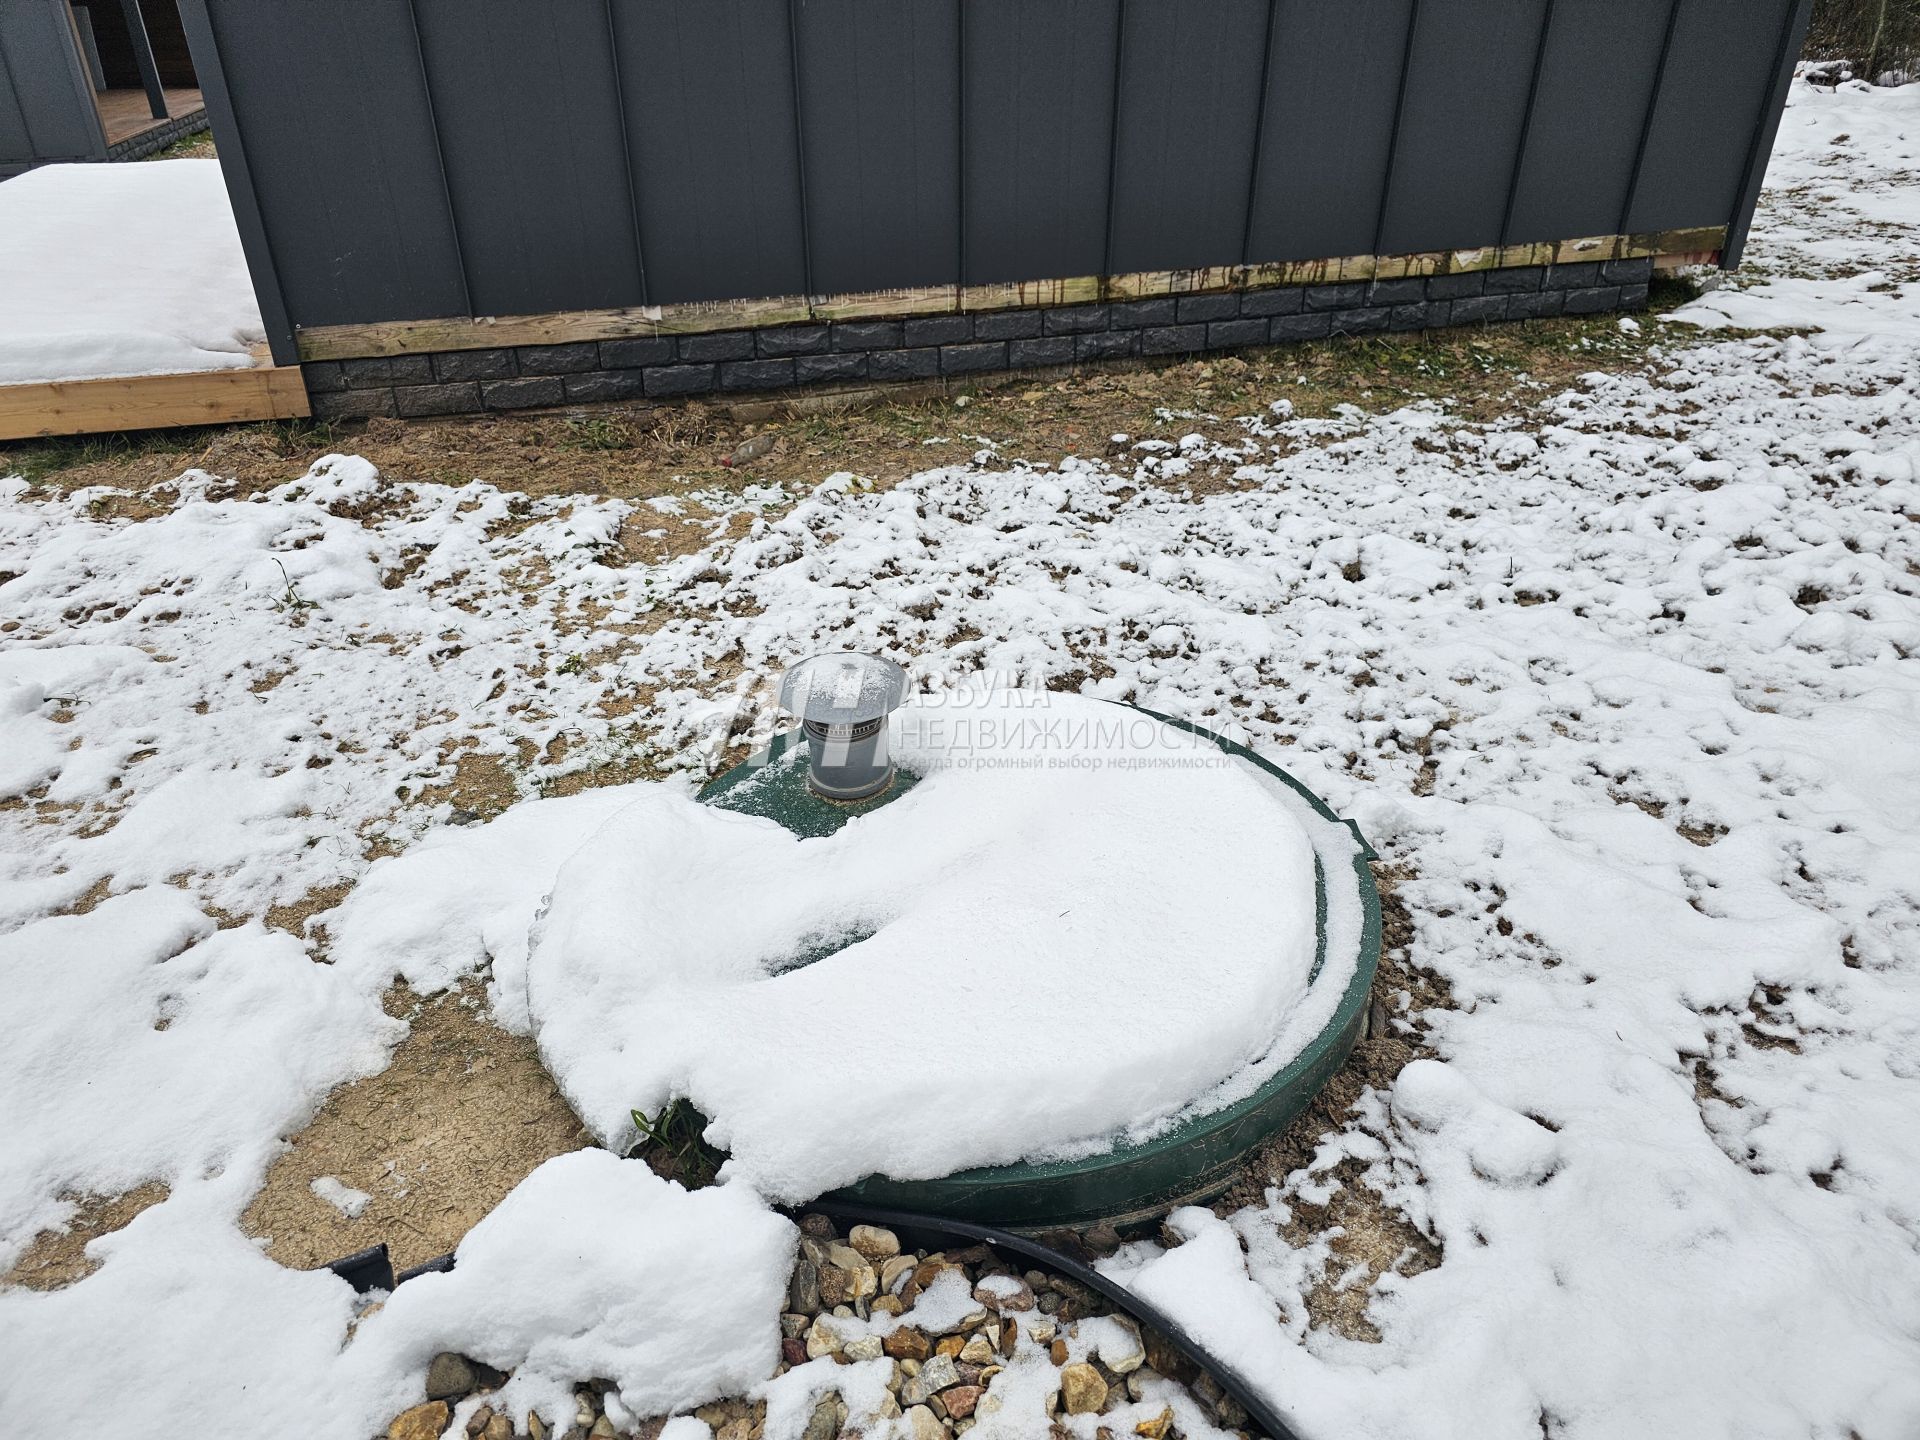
top-left (107, 108), bottom-right (211, 162)
top-left (307, 257), bottom-right (1655, 422)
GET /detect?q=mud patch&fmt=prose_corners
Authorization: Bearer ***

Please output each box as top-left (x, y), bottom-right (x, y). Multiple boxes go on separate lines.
top-left (241, 982), bottom-right (591, 1273)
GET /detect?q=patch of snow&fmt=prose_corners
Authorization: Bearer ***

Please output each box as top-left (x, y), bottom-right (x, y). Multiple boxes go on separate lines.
top-left (0, 889), bottom-right (394, 1257)
top-left (1672, 77), bottom-right (1920, 335)
top-left (0, 1152), bottom-right (794, 1440)
top-left (361, 1150), bottom-right (794, 1425)
top-left (307, 1176), bottom-right (370, 1220)
top-left (0, 161), bottom-right (265, 383)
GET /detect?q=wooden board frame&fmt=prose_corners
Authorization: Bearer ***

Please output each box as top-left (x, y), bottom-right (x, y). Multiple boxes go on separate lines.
top-left (294, 227), bottom-right (1728, 363)
top-left (0, 365), bottom-right (310, 441)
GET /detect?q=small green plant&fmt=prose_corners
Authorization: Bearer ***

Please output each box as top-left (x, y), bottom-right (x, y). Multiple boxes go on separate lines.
top-left (272, 559), bottom-right (319, 625)
top-left (629, 1099), bottom-right (723, 1186)
top-left (556, 652), bottom-right (588, 676)
top-left (562, 417), bottom-right (637, 452)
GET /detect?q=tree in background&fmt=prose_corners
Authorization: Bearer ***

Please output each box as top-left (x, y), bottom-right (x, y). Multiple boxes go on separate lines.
top-left (1807, 0), bottom-right (1920, 84)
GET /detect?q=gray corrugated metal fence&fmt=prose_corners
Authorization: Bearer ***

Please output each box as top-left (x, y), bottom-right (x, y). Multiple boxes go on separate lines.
top-left (173, 0), bottom-right (1811, 365)
top-left (0, 0), bottom-right (111, 176)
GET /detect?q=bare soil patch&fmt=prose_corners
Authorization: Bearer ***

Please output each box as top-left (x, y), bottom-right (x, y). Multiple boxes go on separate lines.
top-left (241, 982), bottom-right (591, 1273)
top-left (2, 1182), bottom-right (169, 1291)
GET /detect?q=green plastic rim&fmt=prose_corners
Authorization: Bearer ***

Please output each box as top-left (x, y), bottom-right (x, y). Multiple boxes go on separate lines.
top-left (697, 703), bottom-right (1381, 1229)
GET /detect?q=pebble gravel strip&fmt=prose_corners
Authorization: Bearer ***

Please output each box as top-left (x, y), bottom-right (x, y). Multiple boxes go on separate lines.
top-left (379, 1214), bottom-right (1271, 1440)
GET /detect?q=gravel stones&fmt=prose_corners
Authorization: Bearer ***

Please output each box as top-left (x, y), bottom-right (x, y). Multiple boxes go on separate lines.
top-left (1060, 1362), bottom-right (1109, 1415)
top-left (940, 1384), bottom-right (983, 1420)
top-left (973, 1274), bottom-right (1036, 1312)
top-left (883, 1326), bottom-right (932, 1361)
top-left (381, 1213), bottom-right (1259, 1440)
top-left (801, 1394), bottom-right (844, 1440)
top-left (424, 1351), bottom-right (476, 1400)
top-left (788, 1259), bottom-right (821, 1314)
top-left (848, 1224), bottom-right (900, 1262)
top-left (388, 1401), bottom-right (450, 1440)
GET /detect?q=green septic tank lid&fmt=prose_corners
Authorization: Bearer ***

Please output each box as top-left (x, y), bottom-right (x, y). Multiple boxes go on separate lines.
top-left (697, 703), bottom-right (1381, 1230)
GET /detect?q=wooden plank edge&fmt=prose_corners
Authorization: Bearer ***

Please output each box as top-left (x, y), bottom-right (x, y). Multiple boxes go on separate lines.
top-left (296, 226), bottom-right (1732, 363)
top-left (0, 365), bottom-right (309, 442)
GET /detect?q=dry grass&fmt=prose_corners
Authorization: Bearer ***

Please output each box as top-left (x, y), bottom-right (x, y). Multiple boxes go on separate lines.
top-left (240, 982), bottom-right (592, 1273)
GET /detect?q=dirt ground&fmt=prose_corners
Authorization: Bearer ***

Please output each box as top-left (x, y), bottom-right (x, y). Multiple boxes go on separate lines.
top-left (240, 982), bottom-right (592, 1274)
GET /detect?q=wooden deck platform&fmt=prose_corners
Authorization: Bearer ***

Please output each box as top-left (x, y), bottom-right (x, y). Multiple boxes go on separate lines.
top-left (96, 86), bottom-right (204, 146)
top-left (0, 357), bottom-right (309, 442)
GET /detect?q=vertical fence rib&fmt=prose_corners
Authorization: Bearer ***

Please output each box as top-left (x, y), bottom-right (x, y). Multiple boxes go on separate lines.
top-left (602, 0), bottom-right (650, 306)
top-left (171, 0), bottom-right (298, 362)
top-left (1619, 0), bottom-right (1684, 238)
top-left (118, 0), bottom-right (168, 118)
top-left (956, 0), bottom-right (968, 288)
top-left (404, 0), bottom-right (473, 317)
top-left (1239, 0), bottom-right (1281, 266)
top-left (1100, 0), bottom-right (1127, 278)
top-left (1499, 0), bottom-right (1557, 247)
top-left (1372, 0), bottom-right (1421, 257)
top-left (785, 0), bottom-right (816, 297)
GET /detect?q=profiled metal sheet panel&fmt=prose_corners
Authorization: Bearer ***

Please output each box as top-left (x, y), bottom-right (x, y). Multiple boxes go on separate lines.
top-left (616, 0), bottom-right (806, 306)
top-left (0, 53), bottom-right (31, 169)
top-left (0, 0), bottom-right (104, 165)
top-left (1108, 0), bottom-right (1270, 275)
top-left (1378, 0), bottom-right (1546, 255)
top-left (961, 0), bottom-right (1118, 286)
top-left (792, 0), bottom-right (961, 295)
top-left (1627, 0), bottom-right (1795, 233)
top-left (1247, 0), bottom-right (1414, 264)
top-left (205, 0), bottom-right (466, 326)
top-left (1505, 0), bottom-right (1671, 244)
top-left (415, 0), bottom-right (641, 316)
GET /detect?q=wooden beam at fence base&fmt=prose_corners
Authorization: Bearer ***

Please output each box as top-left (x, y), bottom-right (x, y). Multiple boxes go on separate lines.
top-left (295, 227), bottom-right (1729, 364)
top-left (0, 366), bottom-right (310, 441)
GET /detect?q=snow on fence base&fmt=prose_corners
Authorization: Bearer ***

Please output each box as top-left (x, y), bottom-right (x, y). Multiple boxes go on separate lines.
top-left (684, 705), bottom-right (1382, 1230)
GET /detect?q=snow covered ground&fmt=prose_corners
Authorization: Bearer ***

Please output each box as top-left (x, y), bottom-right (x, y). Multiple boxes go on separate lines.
top-left (0, 161), bottom-right (265, 384)
top-left (1, 76), bottom-right (1918, 1440)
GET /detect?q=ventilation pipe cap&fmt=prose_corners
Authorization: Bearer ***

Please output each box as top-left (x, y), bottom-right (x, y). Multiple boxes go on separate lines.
top-left (778, 652), bottom-right (911, 801)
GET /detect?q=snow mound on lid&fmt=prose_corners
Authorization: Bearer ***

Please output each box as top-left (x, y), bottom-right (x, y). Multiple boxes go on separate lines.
top-left (526, 690), bottom-right (1321, 1201)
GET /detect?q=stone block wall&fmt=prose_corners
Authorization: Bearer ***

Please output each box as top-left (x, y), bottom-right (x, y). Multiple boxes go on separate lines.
top-left (304, 258), bottom-right (1654, 422)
